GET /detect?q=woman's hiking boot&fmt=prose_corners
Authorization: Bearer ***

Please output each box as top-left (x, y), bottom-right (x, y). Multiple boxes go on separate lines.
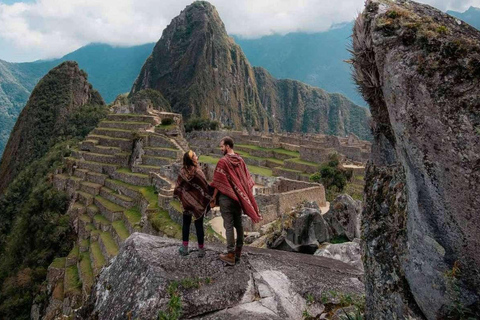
top-left (198, 247), bottom-right (206, 258)
top-left (219, 252), bottom-right (235, 265)
top-left (235, 246), bottom-right (242, 262)
top-left (179, 245), bottom-right (189, 256)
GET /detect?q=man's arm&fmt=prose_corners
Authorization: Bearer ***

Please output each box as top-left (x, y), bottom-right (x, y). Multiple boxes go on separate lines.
top-left (210, 188), bottom-right (218, 208)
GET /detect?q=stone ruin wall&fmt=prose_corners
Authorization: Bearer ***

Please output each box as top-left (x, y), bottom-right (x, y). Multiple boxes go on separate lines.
top-left (186, 130), bottom-right (371, 164)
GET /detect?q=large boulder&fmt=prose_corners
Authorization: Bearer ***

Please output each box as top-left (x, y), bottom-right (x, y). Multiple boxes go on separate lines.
top-left (268, 202), bottom-right (330, 254)
top-left (352, 0), bottom-right (480, 318)
top-left (314, 239), bottom-right (363, 271)
top-left (80, 233), bottom-right (364, 319)
top-left (323, 194), bottom-right (362, 241)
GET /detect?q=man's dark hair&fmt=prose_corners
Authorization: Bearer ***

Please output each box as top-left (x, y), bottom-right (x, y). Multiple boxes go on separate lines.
top-left (221, 136), bottom-right (234, 149)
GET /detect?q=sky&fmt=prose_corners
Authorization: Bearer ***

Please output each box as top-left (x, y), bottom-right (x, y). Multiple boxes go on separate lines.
top-left (0, 0), bottom-right (479, 62)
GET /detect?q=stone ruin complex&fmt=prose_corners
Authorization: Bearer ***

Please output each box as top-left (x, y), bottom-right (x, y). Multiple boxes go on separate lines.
top-left (43, 105), bottom-right (369, 318)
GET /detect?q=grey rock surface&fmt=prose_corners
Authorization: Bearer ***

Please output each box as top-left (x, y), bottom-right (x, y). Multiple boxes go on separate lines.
top-left (79, 233), bottom-right (364, 319)
top-left (353, 0), bottom-right (480, 318)
top-left (314, 239), bottom-right (363, 271)
top-left (323, 194), bottom-right (362, 241)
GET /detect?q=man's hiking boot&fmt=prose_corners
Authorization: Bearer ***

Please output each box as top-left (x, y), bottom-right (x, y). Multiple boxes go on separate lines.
top-left (178, 245), bottom-right (189, 256)
top-left (235, 247), bottom-right (242, 262)
top-left (219, 252), bottom-right (235, 265)
top-left (198, 247), bottom-right (205, 258)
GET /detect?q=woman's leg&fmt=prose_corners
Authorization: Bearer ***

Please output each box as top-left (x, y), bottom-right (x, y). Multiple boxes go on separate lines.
top-left (194, 216), bottom-right (205, 248)
top-left (182, 213), bottom-right (192, 245)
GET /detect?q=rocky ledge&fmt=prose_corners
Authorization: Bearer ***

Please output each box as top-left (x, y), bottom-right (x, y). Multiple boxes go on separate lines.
top-left (79, 233), bottom-right (364, 319)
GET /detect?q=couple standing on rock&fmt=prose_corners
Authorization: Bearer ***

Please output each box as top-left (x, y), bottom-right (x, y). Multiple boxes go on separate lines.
top-left (173, 136), bottom-right (262, 265)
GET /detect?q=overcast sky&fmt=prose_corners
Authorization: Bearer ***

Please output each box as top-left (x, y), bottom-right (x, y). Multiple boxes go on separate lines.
top-left (0, 0), bottom-right (479, 62)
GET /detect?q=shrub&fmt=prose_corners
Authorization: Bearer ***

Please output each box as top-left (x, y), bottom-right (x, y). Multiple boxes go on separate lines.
top-left (184, 117), bottom-right (220, 132)
top-left (161, 118), bottom-right (174, 125)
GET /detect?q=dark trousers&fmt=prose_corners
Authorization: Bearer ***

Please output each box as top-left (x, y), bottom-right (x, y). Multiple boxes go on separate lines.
top-left (182, 214), bottom-right (204, 246)
top-left (219, 193), bottom-right (243, 253)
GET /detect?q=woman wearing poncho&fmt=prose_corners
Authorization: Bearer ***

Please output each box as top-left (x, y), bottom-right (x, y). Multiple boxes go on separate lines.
top-left (174, 150), bottom-right (212, 257)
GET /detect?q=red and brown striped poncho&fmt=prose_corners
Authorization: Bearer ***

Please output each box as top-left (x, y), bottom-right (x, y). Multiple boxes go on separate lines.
top-left (211, 153), bottom-right (261, 223)
top-left (173, 166), bottom-right (212, 219)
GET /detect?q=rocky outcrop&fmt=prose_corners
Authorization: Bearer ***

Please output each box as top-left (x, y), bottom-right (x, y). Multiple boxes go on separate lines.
top-left (80, 233), bottom-right (364, 319)
top-left (0, 61), bottom-right (104, 194)
top-left (131, 1), bottom-right (371, 139)
top-left (315, 240), bottom-right (363, 271)
top-left (352, 0), bottom-right (480, 318)
top-left (254, 68), bottom-right (371, 140)
top-left (323, 194), bottom-right (362, 241)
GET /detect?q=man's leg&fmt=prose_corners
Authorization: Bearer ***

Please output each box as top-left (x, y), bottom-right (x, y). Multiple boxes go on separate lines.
top-left (219, 194), bottom-right (235, 253)
top-left (232, 206), bottom-right (244, 249)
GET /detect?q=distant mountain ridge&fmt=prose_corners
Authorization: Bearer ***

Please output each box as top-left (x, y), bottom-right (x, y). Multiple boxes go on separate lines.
top-left (1, 6), bottom-right (478, 156)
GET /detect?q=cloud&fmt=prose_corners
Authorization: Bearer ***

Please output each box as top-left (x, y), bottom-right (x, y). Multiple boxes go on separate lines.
top-left (0, 0), bottom-right (479, 62)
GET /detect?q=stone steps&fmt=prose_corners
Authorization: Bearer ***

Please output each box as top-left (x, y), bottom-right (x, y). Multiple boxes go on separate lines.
top-left (92, 128), bottom-right (135, 140)
top-left (94, 196), bottom-right (125, 222)
top-left (86, 204), bottom-right (100, 218)
top-left (98, 120), bottom-right (152, 131)
top-left (77, 191), bottom-right (94, 206)
top-left (80, 181), bottom-right (103, 196)
top-left (93, 214), bottom-right (112, 232)
top-left (77, 159), bottom-right (119, 175)
top-left (99, 186), bottom-right (136, 209)
top-left (81, 151), bottom-right (129, 167)
top-left (144, 147), bottom-right (182, 159)
top-left (106, 113), bottom-right (156, 124)
top-left (132, 165), bottom-right (163, 175)
top-left (147, 134), bottom-right (177, 149)
top-left (99, 232), bottom-right (119, 260)
top-left (79, 139), bottom-right (99, 151)
top-left (74, 168), bottom-right (89, 179)
top-left (104, 179), bottom-right (141, 200)
top-left (89, 241), bottom-right (106, 276)
top-left (111, 220), bottom-right (130, 247)
top-left (85, 171), bottom-right (108, 185)
top-left (112, 169), bottom-right (151, 186)
top-left (78, 239), bottom-right (89, 253)
top-left (142, 155), bottom-right (175, 167)
top-left (90, 145), bottom-right (122, 155)
top-left (123, 207), bottom-right (142, 234)
top-left (78, 214), bottom-right (92, 240)
top-left (77, 252), bottom-right (94, 299)
top-left (87, 134), bottom-right (133, 151)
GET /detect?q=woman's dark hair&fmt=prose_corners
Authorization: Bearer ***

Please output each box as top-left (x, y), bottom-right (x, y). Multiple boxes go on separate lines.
top-left (221, 136), bottom-right (234, 148)
top-left (183, 151), bottom-right (195, 168)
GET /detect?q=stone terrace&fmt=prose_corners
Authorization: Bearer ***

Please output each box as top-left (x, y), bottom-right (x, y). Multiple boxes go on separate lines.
top-left (46, 111), bottom-right (203, 319)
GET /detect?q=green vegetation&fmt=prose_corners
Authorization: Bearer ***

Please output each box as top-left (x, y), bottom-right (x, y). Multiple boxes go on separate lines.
top-left (0, 94), bottom-right (107, 318)
top-left (90, 242), bottom-right (106, 270)
top-left (64, 265), bottom-right (82, 295)
top-left (94, 214), bottom-right (110, 226)
top-left (320, 290), bottom-right (365, 318)
top-left (444, 261), bottom-right (476, 319)
top-left (50, 257), bottom-right (66, 269)
top-left (100, 232), bottom-right (119, 257)
top-left (310, 154), bottom-right (354, 201)
top-left (184, 117), bottom-right (220, 132)
top-left (79, 253), bottom-right (94, 289)
top-left (112, 220), bottom-right (130, 241)
top-left (95, 196), bottom-right (125, 212)
top-left (124, 207), bottom-right (142, 227)
top-left (248, 165), bottom-right (273, 177)
top-left (150, 209), bottom-right (183, 239)
top-left (170, 200), bottom-right (183, 213)
top-left (117, 167), bottom-right (149, 178)
top-left (158, 277), bottom-right (213, 320)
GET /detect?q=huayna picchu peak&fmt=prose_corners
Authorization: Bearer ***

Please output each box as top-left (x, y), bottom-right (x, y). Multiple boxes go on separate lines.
top-left (131, 1), bottom-right (371, 140)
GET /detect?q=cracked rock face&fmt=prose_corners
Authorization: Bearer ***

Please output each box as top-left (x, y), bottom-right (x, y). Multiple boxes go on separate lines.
top-left (80, 233), bottom-right (364, 319)
top-left (353, 0), bottom-right (480, 318)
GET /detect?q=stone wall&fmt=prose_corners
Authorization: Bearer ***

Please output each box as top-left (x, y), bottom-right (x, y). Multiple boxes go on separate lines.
top-left (299, 146), bottom-right (337, 164)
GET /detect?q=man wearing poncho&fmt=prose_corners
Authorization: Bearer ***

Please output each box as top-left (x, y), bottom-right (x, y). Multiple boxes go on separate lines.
top-left (210, 136), bottom-right (262, 265)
